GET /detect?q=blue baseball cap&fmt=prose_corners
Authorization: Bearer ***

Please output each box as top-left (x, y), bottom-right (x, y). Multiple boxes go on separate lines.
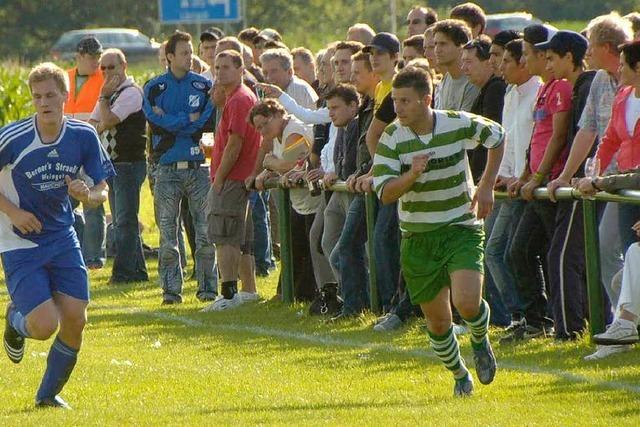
top-left (535, 30), bottom-right (589, 61)
top-left (363, 32), bottom-right (400, 54)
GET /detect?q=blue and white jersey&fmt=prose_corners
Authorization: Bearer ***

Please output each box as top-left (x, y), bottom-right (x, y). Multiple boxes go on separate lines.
top-left (0, 116), bottom-right (115, 252)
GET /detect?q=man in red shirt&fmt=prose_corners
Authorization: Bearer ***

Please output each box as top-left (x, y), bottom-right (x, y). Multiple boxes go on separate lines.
top-left (205, 50), bottom-right (262, 311)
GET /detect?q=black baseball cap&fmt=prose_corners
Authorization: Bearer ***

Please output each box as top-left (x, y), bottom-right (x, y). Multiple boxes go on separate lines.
top-left (76, 36), bottom-right (103, 55)
top-left (523, 24), bottom-right (557, 46)
top-left (363, 32), bottom-right (400, 54)
top-left (535, 30), bottom-right (589, 61)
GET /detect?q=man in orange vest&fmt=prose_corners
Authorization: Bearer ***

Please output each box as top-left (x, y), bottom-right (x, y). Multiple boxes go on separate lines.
top-left (64, 37), bottom-right (107, 269)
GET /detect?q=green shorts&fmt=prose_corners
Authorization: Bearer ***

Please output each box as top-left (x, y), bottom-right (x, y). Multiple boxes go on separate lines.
top-left (400, 225), bottom-right (484, 304)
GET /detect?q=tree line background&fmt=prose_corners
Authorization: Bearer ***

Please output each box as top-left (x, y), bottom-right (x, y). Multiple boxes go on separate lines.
top-left (1, 0), bottom-right (639, 62)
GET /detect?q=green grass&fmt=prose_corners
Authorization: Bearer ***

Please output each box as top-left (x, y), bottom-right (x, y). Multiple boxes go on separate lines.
top-left (1, 184), bottom-right (640, 425)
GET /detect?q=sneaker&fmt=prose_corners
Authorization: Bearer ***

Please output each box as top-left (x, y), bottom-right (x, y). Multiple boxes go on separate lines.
top-left (238, 291), bottom-right (259, 303)
top-left (4, 303), bottom-right (25, 364)
top-left (453, 373), bottom-right (474, 397)
top-left (593, 319), bottom-right (639, 345)
top-left (374, 312), bottom-right (392, 325)
top-left (584, 344), bottom-right (633, 360)
top-left (472, 338), bottom-right (497, 385)
top-left (201, 294), bottom-right (243, 312)
top-left (35, 395), bottom-right (72, 410)
top-left (373, 314), bottom-right (403, 332)
top-left (504, 318), bottom-right (525, 333)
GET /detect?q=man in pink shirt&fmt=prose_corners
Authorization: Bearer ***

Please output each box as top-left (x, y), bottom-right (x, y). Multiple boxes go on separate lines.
top-left (205, 50), bottom-right (262, 311)
top-left (503, 24), bottom-right (572, 343)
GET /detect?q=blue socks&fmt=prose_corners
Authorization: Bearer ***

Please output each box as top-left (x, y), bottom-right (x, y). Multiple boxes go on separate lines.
top-left (8, 305), bottom-right (30, 338)
top-left (36, 336), bottom-right (78, 401)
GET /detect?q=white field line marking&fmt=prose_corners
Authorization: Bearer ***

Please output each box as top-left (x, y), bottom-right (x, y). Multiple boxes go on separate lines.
top-left (97, 306), bottom-right (640, 395)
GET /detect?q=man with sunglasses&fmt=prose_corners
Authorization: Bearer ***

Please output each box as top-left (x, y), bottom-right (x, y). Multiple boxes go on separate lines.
top-left (88, 49), bottom-right (148, 285)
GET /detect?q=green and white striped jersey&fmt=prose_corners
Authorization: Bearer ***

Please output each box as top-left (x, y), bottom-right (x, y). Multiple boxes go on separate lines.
top-left (373, 110), bottom-right (505, 233)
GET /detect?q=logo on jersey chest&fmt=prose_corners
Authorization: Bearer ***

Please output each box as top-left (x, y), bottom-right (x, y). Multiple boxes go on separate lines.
top-left (188, 95), bottom-right (200, 108)
top-left (47, 149), bottom-right (59, 158)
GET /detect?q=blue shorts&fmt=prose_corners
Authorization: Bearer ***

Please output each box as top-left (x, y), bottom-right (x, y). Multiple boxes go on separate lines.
top-left (1, 234), bottom-right (89, 316)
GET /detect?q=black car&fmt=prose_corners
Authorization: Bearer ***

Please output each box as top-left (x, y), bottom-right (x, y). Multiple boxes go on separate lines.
top-left (51, 28), bottom-right (160, 62)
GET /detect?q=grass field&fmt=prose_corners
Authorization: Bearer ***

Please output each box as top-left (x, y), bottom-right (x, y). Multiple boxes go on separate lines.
top-left (1, 182), bottom-right (640, 425)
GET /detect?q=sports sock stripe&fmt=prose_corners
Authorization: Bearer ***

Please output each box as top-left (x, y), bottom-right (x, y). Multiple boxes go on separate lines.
top-left (428, 327), bottom-right (468, 379)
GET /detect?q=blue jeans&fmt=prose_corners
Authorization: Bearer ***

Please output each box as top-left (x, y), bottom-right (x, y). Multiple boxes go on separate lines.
top-left (82, 204), bottom-right (106, 266)
top-left (373, 201), bottom-right (400, 312)
top-left (107, 161), bottom-right (148, 283)
top-left (250, 191), bottom-right (273, 274)
top-left (483, 199), bottom-right (510, 327)
top-left (154, 165), bottom-right (217, 301)
top-left (485, 199), bottom-right (524, 321)
top-left (618, 203), bottom-right (640, 253)
top-left (333, 195), bottom-right (369, 314)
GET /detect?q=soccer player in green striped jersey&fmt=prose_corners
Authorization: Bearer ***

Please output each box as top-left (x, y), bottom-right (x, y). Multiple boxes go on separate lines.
top-left (372, 67), bottom-right (505, 397)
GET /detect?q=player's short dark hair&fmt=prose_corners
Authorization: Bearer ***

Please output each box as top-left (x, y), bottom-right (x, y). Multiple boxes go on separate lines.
top-left (249, 99), bottom-right (287, 124)
top-left (351, 51), bottom-right (373, 71)
top-left (336, 41), bottom-right (364, 56)
top-left (238, 27), bottom-right (260, 45)
top-left (166, 31), bottom-right (192, 59)
top-left (216, 50), bottom-right (244, 68)
top-left (392, 66), bottom-right (433, 98)
top-left (504, 39), bottom-right (524, 63)
top-left (403, 34), bottom-right (425, 52)
top-left (450, 2), bottom-right (486, 34)
top-left (621, 40), bottom-right (640, 70)
top-left (325, 83), bottom-right (361, 106)
top-left (433, 19), bottom-right (472, 46)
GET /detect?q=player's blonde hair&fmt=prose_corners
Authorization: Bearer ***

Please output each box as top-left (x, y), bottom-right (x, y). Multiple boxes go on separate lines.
top-left (28, 62), bottom-right (69, 94)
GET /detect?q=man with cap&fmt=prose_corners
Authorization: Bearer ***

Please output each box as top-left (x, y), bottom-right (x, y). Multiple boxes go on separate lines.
top-left (504, 23), bottom-right (571, 343)
top-left (253, 29), bottom-right (283, 67)
top-left (532, 30), bottom-right (596, 340)
top-left (360, 32), bottom-right (405, 320)
top-left (363, 32), bottom-right (400, 113)
top-left (64, 37), bottom-right (108, 271)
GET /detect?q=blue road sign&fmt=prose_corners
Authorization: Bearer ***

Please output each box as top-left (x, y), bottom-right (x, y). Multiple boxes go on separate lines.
top-left (159, 0), bottom-right (241, 23)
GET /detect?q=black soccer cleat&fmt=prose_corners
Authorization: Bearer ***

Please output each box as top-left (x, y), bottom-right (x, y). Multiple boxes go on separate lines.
top-left (4, 303), bottom-right (25, 364)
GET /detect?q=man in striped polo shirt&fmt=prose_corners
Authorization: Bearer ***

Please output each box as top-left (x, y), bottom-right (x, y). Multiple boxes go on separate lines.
top-left (372, 67), bottom-right (504, 397)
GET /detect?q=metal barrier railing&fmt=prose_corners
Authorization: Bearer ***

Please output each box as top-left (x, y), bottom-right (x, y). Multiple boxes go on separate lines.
top-left (263, 177), bottom-right (640, 336)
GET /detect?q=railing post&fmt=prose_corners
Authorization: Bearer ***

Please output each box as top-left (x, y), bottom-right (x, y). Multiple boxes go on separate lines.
top-left (276, 188), bottom-right (294, 304)
top-left (582, 198), bottom-right (605, 335)
top-left (365, 191), bottom-right (380, 314)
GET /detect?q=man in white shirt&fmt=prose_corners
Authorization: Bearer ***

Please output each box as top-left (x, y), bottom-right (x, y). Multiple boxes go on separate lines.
top-left (485, 39), bottom-right (542, 332)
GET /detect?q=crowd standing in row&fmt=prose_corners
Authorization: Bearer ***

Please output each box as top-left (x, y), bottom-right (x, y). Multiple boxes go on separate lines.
top-left (2, 2), bottom-right (640, 407)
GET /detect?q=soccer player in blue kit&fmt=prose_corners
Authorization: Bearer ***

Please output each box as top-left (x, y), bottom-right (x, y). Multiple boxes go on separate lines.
top-left (1, 63), bottom-right (114, 409)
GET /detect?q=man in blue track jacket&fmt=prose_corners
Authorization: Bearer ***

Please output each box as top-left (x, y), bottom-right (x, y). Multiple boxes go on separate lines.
top-left (143, 30), bottom-right (217, 305)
